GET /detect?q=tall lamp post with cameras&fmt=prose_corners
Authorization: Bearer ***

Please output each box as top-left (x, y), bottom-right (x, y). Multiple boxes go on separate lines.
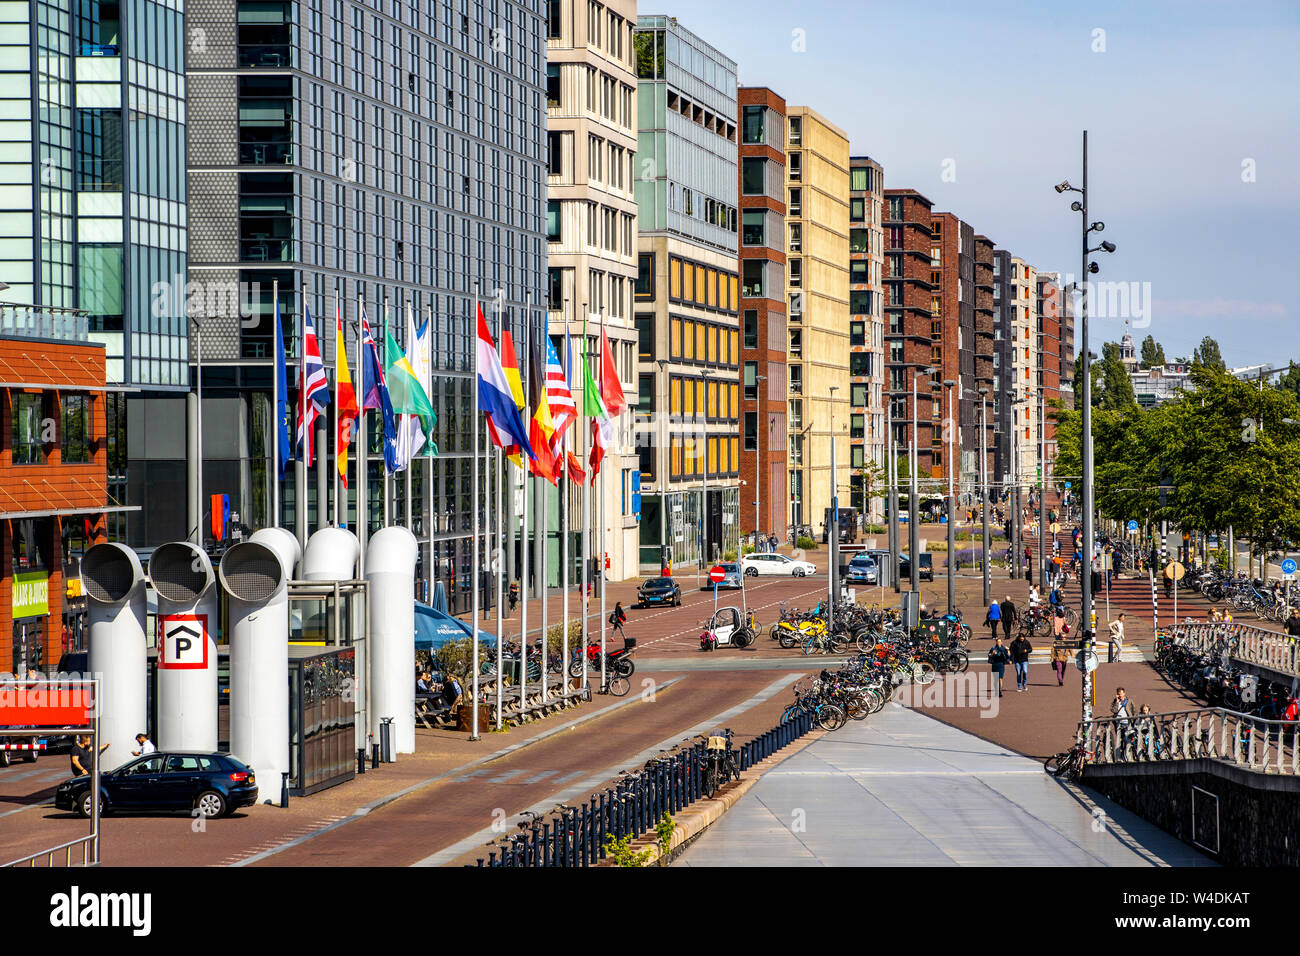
top-left (909, 366), bottom-right (937, 592)
top-left (1055, 130), bottom-right (1116, 722)
top-left (944, 378), bottom-right (957, 613)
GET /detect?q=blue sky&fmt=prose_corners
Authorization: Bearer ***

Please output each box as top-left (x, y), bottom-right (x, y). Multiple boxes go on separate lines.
top-left (657, 0), bottom-right (1300, 368)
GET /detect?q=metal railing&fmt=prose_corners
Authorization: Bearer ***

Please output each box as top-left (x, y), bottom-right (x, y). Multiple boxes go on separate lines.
top-left (475, 712), bottom-right (815, 867)
top-left (1079, 707), bottom-right (1300, 776)
top-left (1167, 621), bottom-right (1300, 679)
top-left (4, 835), bottom-right (98, 869)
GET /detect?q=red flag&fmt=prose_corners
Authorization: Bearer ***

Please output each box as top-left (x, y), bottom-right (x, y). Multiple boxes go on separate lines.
top-left (599, 325), bottom-right (626, 416)
top-left (565, 451), bottom-right (587, 486)
top-left (335, 301), bottom-right (359, 487)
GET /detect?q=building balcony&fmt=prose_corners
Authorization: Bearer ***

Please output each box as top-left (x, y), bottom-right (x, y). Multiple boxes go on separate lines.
top-left (0, 304), bottom-right (89, 343)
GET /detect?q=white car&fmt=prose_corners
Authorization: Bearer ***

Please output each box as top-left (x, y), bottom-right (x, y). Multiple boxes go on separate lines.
top-left (740, 553), bottom-right (816, 578)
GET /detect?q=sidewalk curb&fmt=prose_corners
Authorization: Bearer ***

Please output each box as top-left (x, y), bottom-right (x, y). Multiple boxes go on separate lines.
top-left (232, 676), bottom-right (685, 865)
top-left (598, 726), bottom-right (828, 867)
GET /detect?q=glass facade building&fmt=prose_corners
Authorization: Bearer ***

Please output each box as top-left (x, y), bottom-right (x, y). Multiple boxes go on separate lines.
top-left (181, 0), bottom-right (547, 608)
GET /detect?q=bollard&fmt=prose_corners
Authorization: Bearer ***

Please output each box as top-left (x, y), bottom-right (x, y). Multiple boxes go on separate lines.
top-left (280, 771), bottom-right (290, 808)
top-left (380, 717), bottom-right (394, 763)
top-left (357, 747), bottom-right (366, 775)
top-left (371, 742), bottom-right (380, 768)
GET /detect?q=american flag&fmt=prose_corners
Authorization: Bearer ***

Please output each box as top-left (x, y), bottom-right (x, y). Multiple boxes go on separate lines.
top-left (544, 334), bottom-right (576, 444)
top-left (296, 303), bottom-right (331, 467)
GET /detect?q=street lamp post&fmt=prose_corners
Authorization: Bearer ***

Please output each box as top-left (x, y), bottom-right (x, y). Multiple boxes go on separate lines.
top-left (1056, 130), bottom-right (1116, 723)
top-left (979, 387), bottom-right (990, 607)
top-left (829, 385), bottom-right (840, 620)
top-left (656, 357), bottom-right (669, 571)
top-left (909, 367), bottom-right (936, 593)
top-left (945, 379), bottom-right (956, 613)
top-left (191, 317), bottom-right (203, 547)
top-left (1039, 388), bottom-right (1047, 592)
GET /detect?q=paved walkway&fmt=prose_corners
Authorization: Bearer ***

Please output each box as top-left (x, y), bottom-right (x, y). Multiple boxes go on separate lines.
top-left (676, 704), bottom-right (1212, 867)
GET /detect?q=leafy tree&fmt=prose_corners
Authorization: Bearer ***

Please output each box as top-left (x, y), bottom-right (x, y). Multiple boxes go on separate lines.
top-left (1276, 361), bottom-right (1300, 406)
top-left (1099, 342), bottom-right (1139, 412)
top-left (1192, 336), bottom-right (1226, 373)
top-left (1139, 335), bottom-right (1166, 368)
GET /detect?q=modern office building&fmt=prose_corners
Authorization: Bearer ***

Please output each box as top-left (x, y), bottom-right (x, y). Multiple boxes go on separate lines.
top-left (547, 0), bottom-right (640, 582)
top-left (185, 0), bottom-right (548, 611)
top-left (883, 189), bottom-right (937, 480)
top-left (783, 107), bottom-right (848, 538)
top-left (632, 16), bottom-right (740, 569)
top-left (0, 307), bottom-right (117, 673)
top-left (0, 0), bottom-right (189, 546)
top-left (847, 155), bottom-right (885, 521)
top-left (736, 86), bottom-right (787, 540)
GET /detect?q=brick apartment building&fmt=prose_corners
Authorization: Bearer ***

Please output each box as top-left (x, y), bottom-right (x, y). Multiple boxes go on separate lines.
top-left (737, 86), bottom-right (788, 540)
top-left (0, 308), bottom-right (116, 674)
top-left (973, 235), bottom-right (997, 483)
top-left (883, 189), bottom-right (938, 479)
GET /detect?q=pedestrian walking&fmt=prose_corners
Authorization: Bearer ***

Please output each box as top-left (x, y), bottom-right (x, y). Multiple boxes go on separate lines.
top-left (1028, 585), bottom-right (1040, 608)
top-left (984, 599), bottom-right (1002, 641)
top-left (609, 601), bottom-right (627, 639)
top-left (1050, 621), bottom-right (1070, 686)
top-left (1111, 687), bottom-right (1134, 741)
top-left (1285, 608), bottom-right (1300, 640)
top-left (999, 595), bottom-right (1017, 641)
top-left (1010, 633), bottom-right (1033, 692)
top-left (987, 637), bottom-right (1010, 698)
top-left (1108, 612), bottom-right (1126, 663)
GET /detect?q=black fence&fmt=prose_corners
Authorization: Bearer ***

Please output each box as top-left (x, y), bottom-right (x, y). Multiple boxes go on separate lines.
top-left (475, 712), bottom-right (815, 866)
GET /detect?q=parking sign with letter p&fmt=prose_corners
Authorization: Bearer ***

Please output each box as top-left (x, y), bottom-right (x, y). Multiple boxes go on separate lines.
top-left (160, 614), bottom-right (209, 669)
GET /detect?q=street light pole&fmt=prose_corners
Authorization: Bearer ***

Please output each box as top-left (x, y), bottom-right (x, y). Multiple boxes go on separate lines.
top-left (887, 398), bottom-right (899, 594)
top-left (829, 385), bottom-right (839, 620)
top-left (1039, 388), bottom-right (1047, 592)
top-left (945, 379), bottom-right (956, 613)
top-left (980, 387), bottom-right (990, 607)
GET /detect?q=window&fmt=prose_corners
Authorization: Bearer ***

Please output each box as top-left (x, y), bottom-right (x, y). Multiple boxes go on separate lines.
top-left (635, 313), bottom-right (654, 361)
top-left (788, 116), bottom-right (801, 145)
top-left (547, 200), bottom-right (561, 241)
top-left (743, 361), bottom-right (757, 400)
top-left (788, 187), bottom-right (801, 216)
top-left (850, 166), bottom-right (870, 192)
top-left (546, 64), bottom-right (560, 107)
top-left (742, 104), bottom-right (764, 144)
top-left (851, 445), bottom-right (865, 469)
top-left (741, 157), bottom-right (766, 195)
top-left (850, 260), bottom-right (869, 284)
top-left (788, 222), bottom-right (801, 252)
top-left (849, 228), bottom-right (868, 254)
top-left (669, 257), bottom-right (682, 299)
top-left (850, 352), bottom-right (871, 376)
top-left (742, 260), bottom-right (764, 298)
top-left (744, 412), bottom-right (758, 450)
top-left (741, 209), bottom-right (765, 246)
top-left (788, 151), bottom-right (801, 181)
top-left (547, 131), bottom-right (562, 175)
top-left (743, 310), bottom-right (758, 349)
top-left (61, 394), bottom-right (92, 464)
top-left (851, 383), bottom-right (868, 407)
top-left (850, 289), bottom-right (873, 315)
top-left (788, 258), bottom-right (801, 288)
top-left (12, 393), bottom-right (46, 464)
top-left (850, 197), bottom-right (865, 222)
top-left (850, 321), bottom-right (865, 346)
top-left (635, 253), bottom-right (654, 299)
top-left (548, 267), bottom-right (564, 310)
top-left (850, 414), bottom-right (865, 438)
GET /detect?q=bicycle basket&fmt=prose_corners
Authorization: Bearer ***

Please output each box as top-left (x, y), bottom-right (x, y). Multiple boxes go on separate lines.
top-left (706, 735), bottom-right (728, 751)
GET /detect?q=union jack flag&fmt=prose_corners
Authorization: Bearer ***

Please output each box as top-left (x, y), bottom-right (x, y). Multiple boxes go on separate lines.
top-left (544, 335), bottom-right (577, 444)
top-left (296, 304), bottom-right (331, 467)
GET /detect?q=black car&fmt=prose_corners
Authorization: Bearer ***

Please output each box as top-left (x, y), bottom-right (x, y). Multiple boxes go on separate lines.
top-left (55, 751), bottom-right (259, 819)
top-left (898, 552), bottom-right (934, 582)
top-left (637, 576), bottom-right (682, 607)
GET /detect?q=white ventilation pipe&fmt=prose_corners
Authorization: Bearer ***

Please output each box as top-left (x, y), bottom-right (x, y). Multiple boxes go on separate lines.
top-left (220, 527), bottom-right (300, 801)
top-left (366, 526), bottom-right (416, 757)
top-left (302, 527), bottom-right (360, 582)
top-left (82, 543), bottom-right (147, 771)
top-left (149, 542), bottom-right (218, 752)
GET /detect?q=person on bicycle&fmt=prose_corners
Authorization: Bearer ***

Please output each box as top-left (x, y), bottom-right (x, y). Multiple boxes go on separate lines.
top-left (1009, 633), bottom-right (1033, 692)
top-left (609, 601), bottom-right (627, 639)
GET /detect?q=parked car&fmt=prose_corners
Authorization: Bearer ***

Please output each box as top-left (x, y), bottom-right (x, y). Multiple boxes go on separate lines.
top-left (637, 576), bottom-right (682, 607)
top-left (898, 552), bottom-right (934, 582)
top-left (739, 553), bottom-right (817, 578)
top-left (844, 552), bottom-right (878, 585)
top-left (55, 751), bottom-right (258, 819)
top-left (701, 562), bottom-right (743, 591)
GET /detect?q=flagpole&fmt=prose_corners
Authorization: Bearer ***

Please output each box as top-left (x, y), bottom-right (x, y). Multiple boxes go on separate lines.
top-left (405, 301), bottom-right (414, 534)
top-left (580, 303), bottom-right (590, 692)
top-left (382, 296), bottom-right (391, 528)
top-left (494, 302), bottom-right (504, 729)
top-left (334, 287), bottom-right (342, 528)
top-left (561, 299), bottom-right (570, 695)
top-left (598, 308), bottom-right (607, 695)
top-left (295, 293), bottom-right (307, 554)
top-left (426, 303), bottom-right (435, 604)
top-left (470, 284), bottom-right (481, 742)
top-left (272, 279), bottom-right (280, 529)
top-left (521, 293), bottom-right (533, 704)
top-left (356, 291), bottom-right (367, 576)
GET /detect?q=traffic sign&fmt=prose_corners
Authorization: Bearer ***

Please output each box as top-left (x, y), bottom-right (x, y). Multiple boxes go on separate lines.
top-left (1075, 649), bottom-right (1098, 673)
top-left (708, 565), bottom-right (727, 584)
top-left (1064, 482), bottom-right (1072, 489)
top-left (1282, 558), bottom-right (1297, 576)
top-left (1126, 520), bottom-right (1139, 533)
top-left (1163, 561), bottom-right (1185, 582)
top-left (160, 614), bottom-right (210, 669)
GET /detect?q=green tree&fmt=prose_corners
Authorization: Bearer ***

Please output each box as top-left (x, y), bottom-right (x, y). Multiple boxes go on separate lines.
top-left (1139, 335), bottom-right (1166, 368)
top-left (1276, 361), bottom-right (1300, 406)
top-left (1099, 341), bottom-right (1139, 412)
top-left (1192, 336), bottom-right (1226, 373)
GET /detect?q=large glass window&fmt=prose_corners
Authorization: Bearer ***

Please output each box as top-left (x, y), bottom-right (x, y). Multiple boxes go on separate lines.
top-left (635, 313), bottom-right (654, 361)
top-left (741, 157), bottom-right (766, 195)
top-left (237, 1), bottom-right (292, 68)
top-left (850, 321), bottom-right (865, 346)
top-left (743, 310), bottom-right (758, 349)
top-left (850, 228), bottom-right (869, 254)
top-left (742, 260), bottom-right (764, 298)
top-left (741, 104), bottom-right (764, 144)
top-left (546, 64), bottom-right (560, 107)
top-left (546, 200), bottom-right (561, 241)
top-left (741, 210), bottom-right (765, 246)
top-left (238, 75), bottom-right (292, 166)
top-left (850, 197), bottom-right (865, 222)
top-left (61, 394), bottom-right (92, 464)
top-left (850, 260), bottom-right (869, 284)
top-left (239, 172), bottom-right (293, 261)
top-left (635, 253), bottom-right (654, 299)
top-left (743, 361), bottom-right (757, 400)
top-left (850, 167), bottom-right (870, 192)
top-left (12, 393), bottom-right (47, 465)
top-left (76, 109), bottom-right (123, 191)
top-left (851, 383), bottom-right (868, 406)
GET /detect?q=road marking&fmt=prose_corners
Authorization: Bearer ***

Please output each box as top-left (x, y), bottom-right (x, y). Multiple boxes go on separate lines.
top-left (413, 671), bottom-right (806, 867)
top-left (518, 770), bottom-right (558, 785)
top-left (230, 676), bottom-right (686, 866)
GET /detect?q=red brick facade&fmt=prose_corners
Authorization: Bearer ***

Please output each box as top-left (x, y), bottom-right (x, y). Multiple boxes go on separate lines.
top-left (0, 336), bottom-right (109, 674)
top-left (883, 189), bottom-right (937, 476)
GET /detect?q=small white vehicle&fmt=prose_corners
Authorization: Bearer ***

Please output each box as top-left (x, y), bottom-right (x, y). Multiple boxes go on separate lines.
top-left (739, 553), bottom-right (817, 578)
top-left (699, 607), bottom-right (757, 651)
